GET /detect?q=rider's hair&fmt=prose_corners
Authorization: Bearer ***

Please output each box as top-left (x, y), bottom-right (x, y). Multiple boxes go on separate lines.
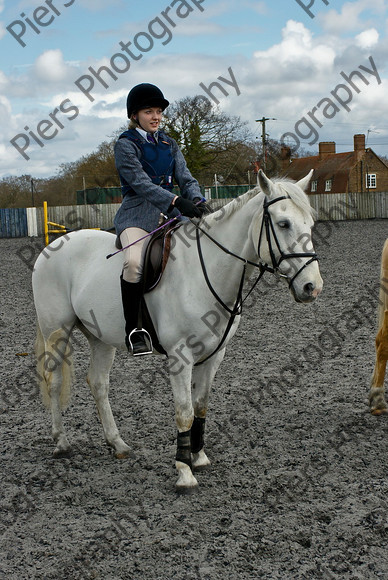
top-left (128, 115), bottom-right (139, 130)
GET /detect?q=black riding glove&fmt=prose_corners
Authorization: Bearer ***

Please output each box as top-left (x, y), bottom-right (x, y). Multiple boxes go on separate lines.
top-left (174, 196), bottom-right (202, 218)
top-left (193, 197), bottom-right (211, 215)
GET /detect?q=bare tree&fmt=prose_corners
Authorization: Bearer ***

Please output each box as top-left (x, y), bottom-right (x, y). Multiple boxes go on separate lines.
top-left (162, 96), bottom-right (255, 182)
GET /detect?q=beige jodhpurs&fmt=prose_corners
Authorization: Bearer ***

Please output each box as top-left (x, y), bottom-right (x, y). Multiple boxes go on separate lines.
top-left (120, 227), bottom-right (150, 283)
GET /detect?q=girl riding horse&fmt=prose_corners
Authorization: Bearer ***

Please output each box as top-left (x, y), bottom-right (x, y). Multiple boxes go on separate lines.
top-left (114, 83), bottom-right (209, 355)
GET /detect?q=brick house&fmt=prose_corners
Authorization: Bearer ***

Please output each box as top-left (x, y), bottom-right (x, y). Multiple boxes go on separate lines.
top-left (281, 134), bottom-right (388, 194)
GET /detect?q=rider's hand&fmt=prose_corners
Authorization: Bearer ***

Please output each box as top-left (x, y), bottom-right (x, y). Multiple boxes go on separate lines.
top-left (174, 196), bottom-right (202, 218)
top-left (193, 198), bottom-right (211, 216)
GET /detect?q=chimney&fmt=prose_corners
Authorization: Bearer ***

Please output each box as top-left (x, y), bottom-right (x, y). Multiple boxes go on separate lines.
top-left (280, 145), bottom-right (291, 171)
top-left (319, 142), bottom-right (336, 158)
top-left (354, 134), bottom-right (365, 152)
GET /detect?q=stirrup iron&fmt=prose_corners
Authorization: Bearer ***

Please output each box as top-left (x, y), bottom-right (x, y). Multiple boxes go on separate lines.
top-left (128, 328), bottom-right (153, 356)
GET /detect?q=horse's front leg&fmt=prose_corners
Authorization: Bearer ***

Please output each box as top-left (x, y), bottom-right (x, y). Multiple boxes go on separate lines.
top-left (169, 363), bottom-right (198, 491)
top-left (191, 349), bottom-right (226, 471)
top-left (370, 311), bottom-right (388, 415)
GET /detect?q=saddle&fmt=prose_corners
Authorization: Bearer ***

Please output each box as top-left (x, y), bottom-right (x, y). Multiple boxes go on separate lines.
top-left (116, 220), bottom-right (180, 355)
top-left (141, 220), bottom-right (182, 354)
top-left (142, 220), bottom-right (181, 293)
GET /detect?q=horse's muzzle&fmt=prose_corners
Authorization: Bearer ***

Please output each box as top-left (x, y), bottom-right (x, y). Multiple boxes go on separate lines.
top-left (292, 281), bottom-right (323, 303)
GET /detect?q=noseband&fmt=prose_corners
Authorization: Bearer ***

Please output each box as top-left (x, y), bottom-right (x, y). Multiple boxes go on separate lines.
top-left (258, 195), bottom-right (318, 288)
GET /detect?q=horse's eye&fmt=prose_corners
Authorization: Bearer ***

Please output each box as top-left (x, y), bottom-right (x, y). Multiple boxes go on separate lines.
top-left (277, 221), bottom-right (290, 229)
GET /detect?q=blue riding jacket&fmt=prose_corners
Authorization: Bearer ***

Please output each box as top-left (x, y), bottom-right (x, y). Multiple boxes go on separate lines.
top-left (114, 128), bottom-right (202, 235)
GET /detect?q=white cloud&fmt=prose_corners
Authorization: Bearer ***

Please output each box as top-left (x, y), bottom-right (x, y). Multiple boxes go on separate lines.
top-left (319, 0), bottom-right (387, 34)
top-left (34, 49), bottom-right (71, 83)
top-left (252, 20), bottom-right (336, 84)
top-left (356, 28), bottom-right (379, 49)
top-left (0, 95), bottom-right (12, 122)
top-left (0, 50), bottom-right (81, 99)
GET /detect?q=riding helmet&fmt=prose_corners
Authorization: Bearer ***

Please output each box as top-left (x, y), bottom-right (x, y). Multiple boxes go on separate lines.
top-left (126, 83), bottom-right (169, 118)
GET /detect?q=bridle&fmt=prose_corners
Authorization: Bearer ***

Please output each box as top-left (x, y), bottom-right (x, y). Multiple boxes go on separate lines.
top-left (259, 195), bottom-right (318, 288)
top-left (193, 194), bottom-right (318, 366)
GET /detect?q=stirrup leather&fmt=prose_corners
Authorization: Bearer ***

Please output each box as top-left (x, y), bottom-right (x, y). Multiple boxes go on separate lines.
top-left (128, 328), bottom-right (153, 356)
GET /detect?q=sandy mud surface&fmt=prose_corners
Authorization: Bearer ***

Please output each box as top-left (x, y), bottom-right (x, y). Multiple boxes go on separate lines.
top-left (1, 219), bottom-right (388, 579)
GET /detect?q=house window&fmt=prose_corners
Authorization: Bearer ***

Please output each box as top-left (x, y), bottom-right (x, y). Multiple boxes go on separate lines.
top-left (311, 180), bottom-right (317, 192)
top-left (325, 179), bottom-right (332, 192)
top-left (366, 173), bottom-right (376, 189)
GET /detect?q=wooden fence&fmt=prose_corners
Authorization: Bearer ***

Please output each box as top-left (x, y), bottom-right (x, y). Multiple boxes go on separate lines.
top-left (0, 208), bottom-right (28, 237)
top-left (1, 191), bottom-right (388, 238)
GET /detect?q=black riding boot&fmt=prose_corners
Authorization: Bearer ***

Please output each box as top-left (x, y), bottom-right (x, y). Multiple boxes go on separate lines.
top-left (120, 276), bottom-right (152, 356)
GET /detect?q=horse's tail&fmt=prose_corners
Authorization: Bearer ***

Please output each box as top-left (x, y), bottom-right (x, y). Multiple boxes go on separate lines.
top-left (35, 322), bottom-right (74, 410)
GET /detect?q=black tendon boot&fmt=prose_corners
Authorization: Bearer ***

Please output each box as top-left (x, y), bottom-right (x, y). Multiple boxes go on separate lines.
top-left (120, 276), bottom-right (152, 355)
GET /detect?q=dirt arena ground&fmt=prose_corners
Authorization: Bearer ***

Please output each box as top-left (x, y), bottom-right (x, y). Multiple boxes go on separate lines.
top-left (2, 219), bottom-right (388, 580)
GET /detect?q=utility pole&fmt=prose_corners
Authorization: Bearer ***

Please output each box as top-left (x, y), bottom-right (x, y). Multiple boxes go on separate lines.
top-left (30, 178), bottom-right (35, 207)
top-left (255, 117), bottom-right (276, 172)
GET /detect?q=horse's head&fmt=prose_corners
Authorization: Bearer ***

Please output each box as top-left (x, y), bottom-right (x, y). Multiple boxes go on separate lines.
top-left (256, 170), bottom-right (323, 303)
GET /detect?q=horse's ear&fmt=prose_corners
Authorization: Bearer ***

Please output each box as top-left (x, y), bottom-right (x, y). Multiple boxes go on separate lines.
top-left (296, 169), bottom-right (314, 192)
top-left (258, 170), bottom-right (273, 196)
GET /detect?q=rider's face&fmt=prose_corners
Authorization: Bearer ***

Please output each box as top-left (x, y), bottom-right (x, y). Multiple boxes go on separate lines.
top-left (135, 107), bottom-right (163, 133)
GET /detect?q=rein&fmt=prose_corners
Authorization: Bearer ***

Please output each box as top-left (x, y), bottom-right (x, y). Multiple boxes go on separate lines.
top-left (193, 194), bottom-right (318, 366)
top-left (194, 227), bottom-right (266, 366)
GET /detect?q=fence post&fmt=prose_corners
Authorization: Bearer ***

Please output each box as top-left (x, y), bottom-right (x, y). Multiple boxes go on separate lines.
top-left (43, 201), bottom-right (49, 246)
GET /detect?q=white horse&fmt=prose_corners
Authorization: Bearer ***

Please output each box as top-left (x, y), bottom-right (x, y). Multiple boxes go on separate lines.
top-left (32, 170), bottom-right (323, 491)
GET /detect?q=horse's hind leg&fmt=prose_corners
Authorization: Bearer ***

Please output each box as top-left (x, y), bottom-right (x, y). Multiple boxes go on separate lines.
top-left (191, 350), bottom-right (226, 470)
top-left (370, 310), bottom-right (388, 415)
top-left (85, 332), bottom-right (131, 459)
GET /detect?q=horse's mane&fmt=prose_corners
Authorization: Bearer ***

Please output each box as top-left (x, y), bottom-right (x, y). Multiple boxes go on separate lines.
top-left (204, 177), bottom-right (315, 225)
top-left (204, 187), bottom-right (261, 225)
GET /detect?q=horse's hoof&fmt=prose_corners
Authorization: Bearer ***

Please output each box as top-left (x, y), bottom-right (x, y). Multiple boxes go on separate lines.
top-left (109, 439), bottom-right (133, 459)
top-left (53, 447), bottom-right (71, 458)
top-left (192, 463), bottom-right (210, 472)
top-left (192, 450), bottom-right (211, 472)
top-left (115, 448), bottom-right (134, 460)
top-left (175, 461), bottom-right (198, 491)
top-left (371, 408), bottom-right (388, 416)
top-left (175, 484), bottom-right (199, 496)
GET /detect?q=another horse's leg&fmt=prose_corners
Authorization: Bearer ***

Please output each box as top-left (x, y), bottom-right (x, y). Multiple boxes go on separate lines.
top-left (370, 309), bottom-right (388, 415)
top-left (191, 350), bottom-right (226, 470)
top-left (36, 324), bottom-right (74, 457)
top-left (84, 331), bottom-right (131, 458)
top-left (169, 364), bottom-right (198, 490)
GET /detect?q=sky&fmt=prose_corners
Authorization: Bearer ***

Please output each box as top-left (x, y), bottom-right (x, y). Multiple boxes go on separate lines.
top-left (0, 0), bottom-right (387, 178)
